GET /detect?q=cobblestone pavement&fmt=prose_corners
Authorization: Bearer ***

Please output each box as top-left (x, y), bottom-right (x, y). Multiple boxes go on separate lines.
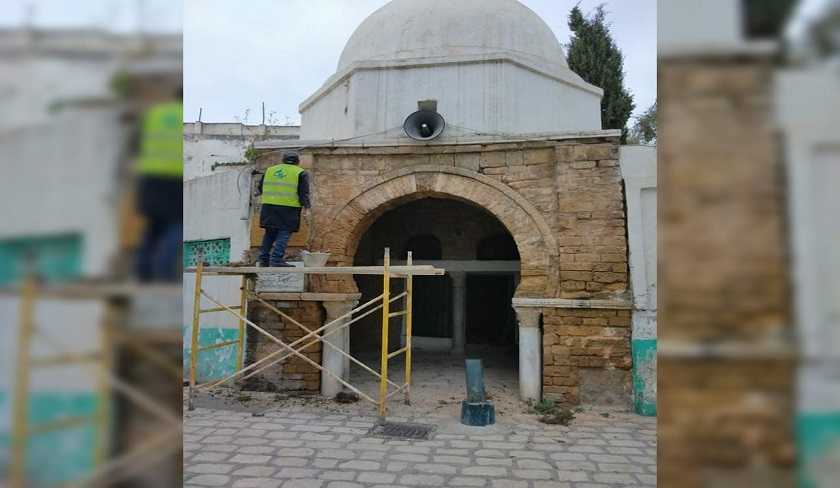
top-left (184, 404), bottom-right (656, 488)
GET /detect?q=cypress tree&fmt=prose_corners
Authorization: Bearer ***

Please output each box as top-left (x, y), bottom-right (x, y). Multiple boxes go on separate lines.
top-left (567, 5), bottom-right (635, 142)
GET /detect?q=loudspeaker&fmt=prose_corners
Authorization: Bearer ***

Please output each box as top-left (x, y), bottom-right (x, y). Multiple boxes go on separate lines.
top-left (403, 110), bottom-right (446, 141)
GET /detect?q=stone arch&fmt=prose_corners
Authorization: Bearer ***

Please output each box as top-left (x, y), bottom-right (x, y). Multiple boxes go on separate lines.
top-left (313, 165), bottom-right (557, 297)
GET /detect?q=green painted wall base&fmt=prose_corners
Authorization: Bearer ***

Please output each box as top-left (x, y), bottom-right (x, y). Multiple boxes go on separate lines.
top-left (797, 412), bottom-right (840, 488)
top-left (182, 327), bottom-right (241, 383)
top-left (0, 391), bottom-right (100, 486)
top-left (632, 339), bottom-right (657, 416)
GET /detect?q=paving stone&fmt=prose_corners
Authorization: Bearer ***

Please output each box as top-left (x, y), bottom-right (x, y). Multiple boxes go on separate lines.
top-left (533, 483), bottom-right (571, 488)
top-left (338, 460), bottom-right (381, 471)
top-left (556, 470), bottom-right (589, 481)
top-left (234, 437), bottom-right (270, 446)
top-left (188, 474), bottom-right (232, 486)
top-left (462, 466), bottom-right (508, 477)
top-left (449, 476), bottom-right (487, 486)
top-left (203, 444), bottom-right (238, 453)
top-left (550, 452), bottom-right (588, 461)
top-left (597, 463), bottom-right (645, 473)
top-left (490, 480), bottom-right (528, 488)
top-left (357, 472), bottom-right (397, 484)
top-left (414, 463), bottom-right (458, 474)
top-left (512, 469), bottom-right (552, 480)
top-left (386, 462), bottom-right (409, 472)
top-left (593, 472), bottom-right (637, 483)
top-left (475, 457), bottom-right (513, 467)
top-left (515, 459), bottom-right (552, 469)
top-left (359, 451), bottom-right (387, 461)
top-left (450, 440), bottom-right (480, 448)
top-left (474, 449), bottom-right (507, 458)
top-left (275, 468), bottom-right (320, 478)
top-left (232, 466), bottom-right (277, 477)
top-left (230, 454), bottom-right (272, 464)
top-left (433, 455), bottom-right (471, 464)
top-left (317, 449), bottom-right (356, 459)
top-left (312, 458), bottom-right (339, 469)
top-left (283, 480), bottom-right (325, 488)
top-left (319, 471), bottom-right (357, 481)
top-left (231, 478), bottom-right (284, 488)
top-left (277, 448), bottom-right (315, 457)
top-left (203, 435), bottom-right (233, 444)
top-left (324, 483), bottom-right (363, 488)
top-left (636, 473), bottom-right (657, 484)
top-left (190, 452), bottom-right (230, 462)
top-left (239, 446), bottom-right (277, 454)
top-left (588, 454), bottom-right (629, 463)
top-left (187, 463), bottom-right (235, 474)
top-left (390, 453), bottom-right (428, 463)
top-left (509, 450), bottom-right (545, 459)
top-left (272, 457), bottom-right (309, 467)
top-left (398, 474), bottom-right (447, 486)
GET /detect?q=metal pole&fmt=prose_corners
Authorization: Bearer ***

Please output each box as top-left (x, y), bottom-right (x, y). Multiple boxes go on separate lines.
top-left (236, 275), bottom-right (249, 370)
top-left (378, 248), bottom-right (391, 421)
top-left (10, 275), bottom-right (36, 488)
top-left (188, 258), bottom-right (205, 411)
top-left (404, 251), bottom-right (413, 405)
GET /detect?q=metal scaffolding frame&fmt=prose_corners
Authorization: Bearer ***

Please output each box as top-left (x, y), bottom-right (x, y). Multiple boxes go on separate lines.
top-left (7, 279), bottom-right (182, 488)
top-left (186, 248), bottom-right (444, 420)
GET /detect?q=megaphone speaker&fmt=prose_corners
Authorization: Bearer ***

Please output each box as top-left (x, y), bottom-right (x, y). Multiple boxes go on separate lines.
top-left (403, 110), bottom-right (446, 141)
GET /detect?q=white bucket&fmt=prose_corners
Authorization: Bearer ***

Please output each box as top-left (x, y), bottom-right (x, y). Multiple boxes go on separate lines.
top-left (301, 251), bottom-right (331, 267)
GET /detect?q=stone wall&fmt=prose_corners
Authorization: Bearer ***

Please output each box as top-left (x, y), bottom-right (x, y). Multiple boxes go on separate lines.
top-left (245, 300), bottom-right (323, 393)
top-left (542, 307), bottom-right (632, 406)
top-left (255, 136), bottom-right (628, 301)
top-left (253, 136), bottom-right (631, 402)
top-left (659, 56), bottom-right (795, 486)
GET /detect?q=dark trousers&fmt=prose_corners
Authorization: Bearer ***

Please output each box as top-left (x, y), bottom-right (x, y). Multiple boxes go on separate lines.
top-left (259, 227), bottom-right (292, 266)
top-left (136, 219), bottom-right (182, 282)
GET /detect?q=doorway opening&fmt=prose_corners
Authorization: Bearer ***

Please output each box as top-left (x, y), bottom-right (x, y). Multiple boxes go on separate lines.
top-left (349, 197), bottom-right (521, 413)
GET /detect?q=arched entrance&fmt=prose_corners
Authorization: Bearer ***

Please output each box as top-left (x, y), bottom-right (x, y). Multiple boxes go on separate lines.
top-left (312, 167), bottom-right (556, 402)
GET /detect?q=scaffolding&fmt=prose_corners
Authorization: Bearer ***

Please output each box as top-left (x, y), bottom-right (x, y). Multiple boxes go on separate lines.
top-left (186, 248), bottom-right (444, 420)
top-left (7, 279), bottom-right (182, 488)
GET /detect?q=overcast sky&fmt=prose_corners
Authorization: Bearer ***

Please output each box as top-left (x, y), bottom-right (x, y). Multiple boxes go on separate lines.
top-left (183, 0), bottom-right (656, 124)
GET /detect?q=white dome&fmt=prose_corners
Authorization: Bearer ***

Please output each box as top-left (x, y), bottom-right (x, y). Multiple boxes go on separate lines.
top-left (338, 0), bottom-right (568, 76)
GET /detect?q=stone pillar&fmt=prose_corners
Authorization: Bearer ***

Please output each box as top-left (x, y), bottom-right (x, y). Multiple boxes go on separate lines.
top-left (515, 307), bottom-right (542, 402)
top-left (321, 300), bottom-right (357, 398)
top-left (451, 272), bottom-right (467, 354)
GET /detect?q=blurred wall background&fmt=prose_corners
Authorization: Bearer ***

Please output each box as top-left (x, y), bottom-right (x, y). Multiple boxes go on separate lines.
top-left (0, 3), bottom-right (182, 485)
top-left (659, 0), bottom-right (839, 486)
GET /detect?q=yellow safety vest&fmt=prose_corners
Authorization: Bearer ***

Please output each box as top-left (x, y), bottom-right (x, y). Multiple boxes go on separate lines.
top-left (261, 163), bottom-right (303, 207)
top-left (136, 102), bottom-right (183, 178)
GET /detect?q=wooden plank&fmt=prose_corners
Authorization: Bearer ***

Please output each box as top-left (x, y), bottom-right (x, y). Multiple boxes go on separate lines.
top-left (187, 265), bottom-right (445, 276)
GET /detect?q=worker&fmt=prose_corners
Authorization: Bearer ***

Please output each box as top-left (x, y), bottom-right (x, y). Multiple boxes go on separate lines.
top-left (134, 89), bottom-right (183, 282)
top-left (256, 151), bottom-right (311, 267)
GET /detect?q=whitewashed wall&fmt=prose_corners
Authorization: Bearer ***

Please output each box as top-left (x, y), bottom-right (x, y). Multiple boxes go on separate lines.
top-left (301, 61), bottom-right (602, 141)
top-left (183, 123), bottom-right (300, 181)
top-left (0, 108), bottom-right (126, 277)
top-left (620, 145), bottom-right (657, 416)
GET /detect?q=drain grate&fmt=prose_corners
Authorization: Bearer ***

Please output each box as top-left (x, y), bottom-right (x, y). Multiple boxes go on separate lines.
top-left (367, 421), bottom-right (436, 441)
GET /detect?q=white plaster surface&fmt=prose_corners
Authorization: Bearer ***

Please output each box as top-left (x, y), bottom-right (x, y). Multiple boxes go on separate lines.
top-left (620, 146), bottom-right (658, 316)
top-left (776, 66), bottom-right (840, 363)
top-left (183, 123), bottom-right (300, 181)
top-left (658, 0), bottom-right (743, 54)
top-left (0, 108), bottom-right (127, 278)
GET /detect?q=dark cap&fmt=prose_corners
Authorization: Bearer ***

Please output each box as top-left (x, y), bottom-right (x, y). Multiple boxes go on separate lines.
top-left (282, 152), bottom-right (300, 164)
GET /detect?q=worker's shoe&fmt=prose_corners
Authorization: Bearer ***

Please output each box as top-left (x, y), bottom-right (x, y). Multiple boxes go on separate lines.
top-left (271, 261), bottom-right (295, 268)
top-left (256, 262), bottom-right (269, 267)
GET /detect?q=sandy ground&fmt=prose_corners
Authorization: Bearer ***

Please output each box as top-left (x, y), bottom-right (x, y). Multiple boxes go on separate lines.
top-left (186, 349), bottom-right (634, 427)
